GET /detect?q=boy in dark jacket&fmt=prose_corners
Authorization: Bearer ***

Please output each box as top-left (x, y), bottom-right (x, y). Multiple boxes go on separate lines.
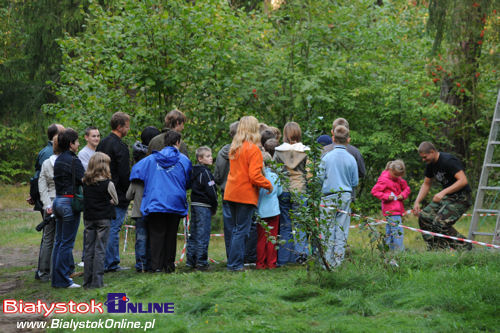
top-left (186, 146), bottom-right (218, 270)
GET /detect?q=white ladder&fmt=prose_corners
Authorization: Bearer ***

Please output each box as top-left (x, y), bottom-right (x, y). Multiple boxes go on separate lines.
top-left (468, 90), bottom-right (500, 245)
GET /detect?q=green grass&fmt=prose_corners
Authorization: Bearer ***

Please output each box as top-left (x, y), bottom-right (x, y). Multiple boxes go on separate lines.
top-left (1, 185), bottom-right (499, 332)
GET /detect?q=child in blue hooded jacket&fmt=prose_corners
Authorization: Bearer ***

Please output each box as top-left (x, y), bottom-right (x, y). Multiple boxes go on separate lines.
top-left (256, 152), bottom-right (282, 269)
top-left (129, 131), bottom-right (192, 273)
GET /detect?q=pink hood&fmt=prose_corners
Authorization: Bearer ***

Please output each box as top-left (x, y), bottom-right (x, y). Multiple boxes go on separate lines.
top-left (371, 170), bottom-right (410, 216)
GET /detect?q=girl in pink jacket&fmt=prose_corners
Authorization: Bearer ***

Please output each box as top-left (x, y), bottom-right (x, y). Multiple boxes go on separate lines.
top-left (371, 160), bottom-right (410, 250)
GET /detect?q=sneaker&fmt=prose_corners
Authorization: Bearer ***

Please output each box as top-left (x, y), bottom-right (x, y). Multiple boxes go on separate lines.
top-left (67, 283), bottom-right (81, 288)
top-left (77, 262), bottom-right (84, 268)
top-left (105, 266), bottom-right (130, 273)
top-left (197, 265), bottom-right (209, 272)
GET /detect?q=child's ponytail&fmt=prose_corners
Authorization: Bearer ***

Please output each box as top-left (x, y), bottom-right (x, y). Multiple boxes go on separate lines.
top-left (386, 159), bottom-right (406, 176)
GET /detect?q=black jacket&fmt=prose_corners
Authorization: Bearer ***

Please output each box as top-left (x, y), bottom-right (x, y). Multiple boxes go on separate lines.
top-left (54, 151), bottom-right (84, 196)
top-left (96, 133), bottom-right (130, 208)
top-left (83, 180), bottom-right (116, 220)
top-left (190, 165), bottom-right (218, 214)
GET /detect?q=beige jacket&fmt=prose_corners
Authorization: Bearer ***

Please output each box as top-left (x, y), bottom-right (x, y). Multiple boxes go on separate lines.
top-left (126, 180), bottom-right (144, 218)
top-left (273, 143), bottom-right (310, 193)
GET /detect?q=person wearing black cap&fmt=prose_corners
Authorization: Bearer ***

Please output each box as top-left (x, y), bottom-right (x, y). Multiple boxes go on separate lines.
top-left (316, 135), bottom-right (333, 147)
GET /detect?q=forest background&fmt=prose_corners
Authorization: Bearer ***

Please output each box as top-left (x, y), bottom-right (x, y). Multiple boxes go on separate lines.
top-left (0, 0), bottom-right (498, 213)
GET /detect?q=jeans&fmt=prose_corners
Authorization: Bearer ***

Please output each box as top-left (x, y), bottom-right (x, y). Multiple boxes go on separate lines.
top-left (222, 200), bottom-right (232, 260)
top-left (320, 192), bottom-right (352, 269)
top-left (51, 197), bottom-right (81, 288)
top-left (244, 216), bottom-right (257, 263)
top-left (37, 212), bottom-right (56, 281)
top-left (227, 202), bottom-right (255, 271)
top-left (277, 192), bottom-right (309, 265)
top-left (104, 206), bottom-right (127, 271)
top-left (83, 219), bottom-right (110, 288)
top-left (187, 205), bottom-right (212, 267)
top-left (385, 215), bottom-right (404, 251)
top-left (134, 217), bottom-right (151, 271)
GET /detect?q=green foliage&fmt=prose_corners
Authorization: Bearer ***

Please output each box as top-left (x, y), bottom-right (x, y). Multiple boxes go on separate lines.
top-left (0, 124), bottom-right (39, 182)
top-left (44, 0), bottom-right (445, 205)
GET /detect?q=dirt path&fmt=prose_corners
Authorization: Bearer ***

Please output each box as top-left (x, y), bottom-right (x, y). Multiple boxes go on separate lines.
top-left (0, 245), bottom-right (43, 332)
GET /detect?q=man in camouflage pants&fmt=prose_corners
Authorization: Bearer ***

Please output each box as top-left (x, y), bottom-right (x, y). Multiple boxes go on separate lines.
top-left (413, 142), bottom-right (473, 250)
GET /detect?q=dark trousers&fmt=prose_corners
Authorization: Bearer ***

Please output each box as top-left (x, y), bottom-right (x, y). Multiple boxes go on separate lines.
top-left (83, 219), bottom-right (110, 288)
top-left (134, 217), bottom-right (151, 271)
top-left (36, 211), bottom-right (56, 281)
top-left (147, 213), bottom-right (181, 273)
top-left (244, 215), bottom-right (258, 263)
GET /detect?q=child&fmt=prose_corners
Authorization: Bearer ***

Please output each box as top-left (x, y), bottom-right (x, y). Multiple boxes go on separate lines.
top-left (371, 160), bottom-right (410, 251)
top-left (256, 152), bottom-right (282, 269)
top-left (82, 152), bottom-right (118, 288)
top-left (186, 146), bottom-right (218, 270)
top-left (274, 122), bottom-right (310, 265)
top-left (126, 126), bottom-right (160, 273)
top-left (224, 116), bottom-right (272, 272)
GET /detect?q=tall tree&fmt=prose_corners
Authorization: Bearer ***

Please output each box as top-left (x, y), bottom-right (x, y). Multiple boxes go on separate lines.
top-left (427, 0), bottom-right (496, 169)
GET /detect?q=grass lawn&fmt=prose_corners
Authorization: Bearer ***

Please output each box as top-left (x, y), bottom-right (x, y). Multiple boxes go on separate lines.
top-left (0, 184), bottom-right (499, 332)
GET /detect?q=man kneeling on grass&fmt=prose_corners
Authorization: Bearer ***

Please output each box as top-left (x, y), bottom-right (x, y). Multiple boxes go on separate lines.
top-left (412, 141), bottom-right (472, 250)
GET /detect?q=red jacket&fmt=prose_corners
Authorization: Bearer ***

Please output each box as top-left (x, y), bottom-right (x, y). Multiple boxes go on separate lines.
top-left (224, 141), bottom-right (272, 206)
top-left (371, 170), bottom-right (410, 216)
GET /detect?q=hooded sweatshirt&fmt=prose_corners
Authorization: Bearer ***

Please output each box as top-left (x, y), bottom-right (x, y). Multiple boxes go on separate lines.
top-left (132, 141), bottom-right (148, 163)
top-left (214, 144), bottom-right (230, 192)
top-left (371, 170), bottom-right (410, 216)
top-left (130, 146), bottom-right (192, 216)
top-left (191, 164), bottom-right (218, 214)
top-left (273, 142), bottom-right (310, 193)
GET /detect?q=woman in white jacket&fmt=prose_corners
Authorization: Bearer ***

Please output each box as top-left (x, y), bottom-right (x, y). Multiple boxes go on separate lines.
top-left (35, 134), bottom-right (60, 281)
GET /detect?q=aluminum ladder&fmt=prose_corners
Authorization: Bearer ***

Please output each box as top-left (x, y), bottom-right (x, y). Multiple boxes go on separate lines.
top-left (468, 89), bottom-right (500, 245)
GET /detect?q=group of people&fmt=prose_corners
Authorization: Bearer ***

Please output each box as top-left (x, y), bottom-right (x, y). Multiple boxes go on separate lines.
top-left (28, 109), bottom-right (474, 288)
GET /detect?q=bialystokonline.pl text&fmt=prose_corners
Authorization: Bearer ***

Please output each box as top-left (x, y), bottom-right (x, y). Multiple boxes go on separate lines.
top-left (16, 318), bottom-right (156, 331)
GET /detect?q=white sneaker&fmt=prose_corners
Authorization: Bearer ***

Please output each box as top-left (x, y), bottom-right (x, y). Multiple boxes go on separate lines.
top-left (67, 283), bottom-right (81, 288)
top-left (78, 262), bottom-right (84, 267)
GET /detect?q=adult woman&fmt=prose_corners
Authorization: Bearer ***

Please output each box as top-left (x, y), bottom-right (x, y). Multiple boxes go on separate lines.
top-left (274, 122), bottom-right (310, 265)
top-left (52, 128), bottom-right (84, 288)
top-left (129, 131), bottom-right (192, 273)
top-left (224, 116), bottom-right (272, 271)
top-left (35, 134), bottom-right (61, 282)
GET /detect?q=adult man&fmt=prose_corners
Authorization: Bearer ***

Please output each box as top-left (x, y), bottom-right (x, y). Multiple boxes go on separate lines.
top-left (412, 142), bottom-right (472, 250)
top-left (32, 123), bottom-right (64, 281)
top-left (148, 109), bottom-right (188, 157)
top-left (96, 112), bottom-right (131, 272)
top-left (322, 118), bottom-right (366, 179)
top-left (29, 124), bottom-right (64, 212)
top-left (76, 126), bottom-right (100, 268)
top-left (214, 121), bottom-right (239, 260)
top-left (78, 126), bottom-right (100, 170)
top-left (319, 125), bottom-right (358, 268)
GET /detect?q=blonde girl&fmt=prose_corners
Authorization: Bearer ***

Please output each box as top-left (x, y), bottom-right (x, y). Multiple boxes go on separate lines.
top-left (82, 152), bottom-right (118, 288)
top-left (371, 160), bottom-right (410, 251)
top-left (224, 116), bottom-right (273, 271)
